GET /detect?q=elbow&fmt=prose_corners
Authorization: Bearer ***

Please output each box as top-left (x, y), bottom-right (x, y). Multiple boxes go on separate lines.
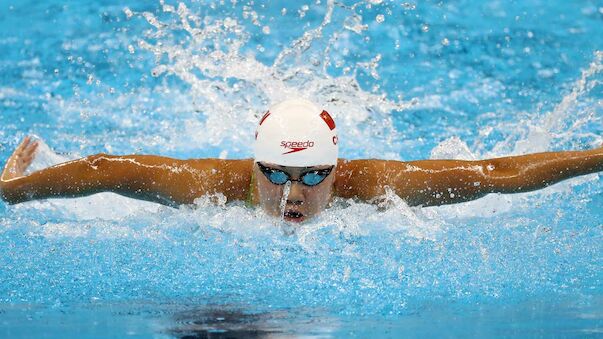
top-left (80, 153), bottom-right (112, 191)
top-left (481, 160), bottom-right (522, 193)
top-left (86, 153), bottom-right (109, 169)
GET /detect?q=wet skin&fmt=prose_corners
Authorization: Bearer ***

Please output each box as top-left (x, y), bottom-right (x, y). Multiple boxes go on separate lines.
top-left (1, 136), bottom-right (602, 223)
top-left (252, 163), bottom-right (336, 223)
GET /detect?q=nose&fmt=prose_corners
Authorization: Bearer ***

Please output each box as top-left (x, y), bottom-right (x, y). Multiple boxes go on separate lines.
top-left (286, 181), bottom-right (304, 205)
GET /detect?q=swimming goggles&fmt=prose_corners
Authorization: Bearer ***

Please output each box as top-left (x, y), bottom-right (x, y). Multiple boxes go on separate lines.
top-left (256, 162), bottom-right (334, 186)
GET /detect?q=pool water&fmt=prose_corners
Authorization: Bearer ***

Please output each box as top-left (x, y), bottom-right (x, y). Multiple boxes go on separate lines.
top-left (1, 0), bottom-right (602, 337)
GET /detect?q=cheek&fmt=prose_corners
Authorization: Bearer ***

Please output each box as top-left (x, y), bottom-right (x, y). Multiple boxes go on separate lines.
top-left (258, 180), bottom-right (282, 206)
top-left (306, 179), bottom-right (334, 208)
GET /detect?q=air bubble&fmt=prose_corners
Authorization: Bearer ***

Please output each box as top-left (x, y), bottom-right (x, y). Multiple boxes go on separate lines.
top-left (376, 14), bottom-right (385, 23)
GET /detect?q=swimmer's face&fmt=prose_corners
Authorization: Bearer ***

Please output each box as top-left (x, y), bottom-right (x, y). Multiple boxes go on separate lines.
top-left (253, 162), bottom-right (336, 223)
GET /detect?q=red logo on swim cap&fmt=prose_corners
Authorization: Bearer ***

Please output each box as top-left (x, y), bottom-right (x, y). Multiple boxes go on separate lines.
top-left (281, 140), bottom-right (314, 154)
top-left (256, 111), bottom-right (271, 140)
top-left (259, 111), bottom-right (271, 125)
top-left (320, 110), bottom-right (336, 130)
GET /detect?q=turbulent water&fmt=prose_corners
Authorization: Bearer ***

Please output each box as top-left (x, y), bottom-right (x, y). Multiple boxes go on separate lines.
top-left (0, 0), bottom-right (602, 336)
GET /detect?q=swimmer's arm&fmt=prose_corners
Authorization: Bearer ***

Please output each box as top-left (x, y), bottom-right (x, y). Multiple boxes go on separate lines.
top-left (336, 146), bottom-right (603, 207)
top-left (1, 141), bottom-right (252, 206)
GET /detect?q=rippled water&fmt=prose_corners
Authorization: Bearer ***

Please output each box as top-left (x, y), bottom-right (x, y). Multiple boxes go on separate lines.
top-left (1, 0), bottom-right (602, 337)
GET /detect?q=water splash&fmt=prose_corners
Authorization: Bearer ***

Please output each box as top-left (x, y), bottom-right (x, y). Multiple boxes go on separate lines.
top-left (512, 50), bottom-right (603, 154)
top-left (279, 180), bottom-right (292, 220)
top-left (134, 0), bottom-right (416, 159)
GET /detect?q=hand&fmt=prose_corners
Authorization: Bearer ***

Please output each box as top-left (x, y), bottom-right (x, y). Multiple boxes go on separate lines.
top-left (1, 136), bottom-right (39, 181)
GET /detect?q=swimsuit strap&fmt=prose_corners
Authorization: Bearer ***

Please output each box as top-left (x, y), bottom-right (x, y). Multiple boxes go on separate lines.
top-left (246, 168), bottom-right (255, 207)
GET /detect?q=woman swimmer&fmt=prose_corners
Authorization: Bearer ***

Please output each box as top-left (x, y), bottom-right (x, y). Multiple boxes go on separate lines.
top-left (1, 98), bottom-right (602, 223)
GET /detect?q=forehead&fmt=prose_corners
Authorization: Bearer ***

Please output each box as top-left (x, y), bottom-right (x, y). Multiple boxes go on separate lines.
top-left (259, 162), bottom-right (333, 171)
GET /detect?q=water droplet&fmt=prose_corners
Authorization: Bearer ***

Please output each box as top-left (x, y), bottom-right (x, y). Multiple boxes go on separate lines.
top-left (298, 4), bottom-right (310, 18)
top-left (421, 24), bottom-right (429, 32)
top-left (441, 38), bottom-right (449, 46)
top-left (223, 17), bottom-right (236, 28)
top-left (402, 2), bottom-right (416, 10)
top-left (343, 15), bottom-right (368, 34)
top-left (123, 7), bottom-right (133, 19)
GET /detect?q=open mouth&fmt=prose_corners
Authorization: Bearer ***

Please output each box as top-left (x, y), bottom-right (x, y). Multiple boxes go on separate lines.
top-left (283, 210), bottom-right (305, 222)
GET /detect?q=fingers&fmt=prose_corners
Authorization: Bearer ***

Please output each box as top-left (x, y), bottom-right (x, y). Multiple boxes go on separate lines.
top-left (13, 136), bottom-right (38, 157)
top-left (15, 136), bottom-right (31, 154)
top-left (6, 137), bottom-right (39, 174)
top-left (23, 140), bottom-right (38, 157)
top-left (19, 138), bottom-right (38, 167)
top-left (15, 136), bottom-right (37, 154)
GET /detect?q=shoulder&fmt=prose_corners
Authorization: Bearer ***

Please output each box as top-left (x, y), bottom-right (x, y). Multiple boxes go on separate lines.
top-left (334, 158), bottom-right (402, 199)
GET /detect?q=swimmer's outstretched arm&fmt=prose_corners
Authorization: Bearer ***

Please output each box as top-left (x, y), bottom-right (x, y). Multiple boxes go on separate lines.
top-left (336, 146), bottom-right (603, 207)
top-left (0, 137), bottom-right (253, 206)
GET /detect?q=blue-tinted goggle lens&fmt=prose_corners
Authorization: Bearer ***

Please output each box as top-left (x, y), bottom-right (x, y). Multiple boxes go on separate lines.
top-left (300, 171), bottom-right (326, 186)
top-left (257, 163), bottom-right (332, 187)
top-left (267, 171), bottom-right (289, 185)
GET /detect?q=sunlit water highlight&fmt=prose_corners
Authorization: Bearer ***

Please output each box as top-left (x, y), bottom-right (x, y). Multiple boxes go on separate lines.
top-left (0, 0), bottom-right (602, 337)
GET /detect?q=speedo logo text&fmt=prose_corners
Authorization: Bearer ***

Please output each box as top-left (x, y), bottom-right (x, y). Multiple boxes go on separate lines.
top-left (281, 140), bottom-right (314, 154)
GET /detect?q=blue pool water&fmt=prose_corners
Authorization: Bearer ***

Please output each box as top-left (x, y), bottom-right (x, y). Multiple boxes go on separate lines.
top-left (1, 0), bottom-right (602, 337)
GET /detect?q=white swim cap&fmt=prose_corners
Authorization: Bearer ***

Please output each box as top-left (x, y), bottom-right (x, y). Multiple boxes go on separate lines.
top-left (254, 98), bottom-right (338, 166)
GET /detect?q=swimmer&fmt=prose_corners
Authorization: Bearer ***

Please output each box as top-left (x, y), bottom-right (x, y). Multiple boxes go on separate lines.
top-left (1, 98), bottom-right (602, 223)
